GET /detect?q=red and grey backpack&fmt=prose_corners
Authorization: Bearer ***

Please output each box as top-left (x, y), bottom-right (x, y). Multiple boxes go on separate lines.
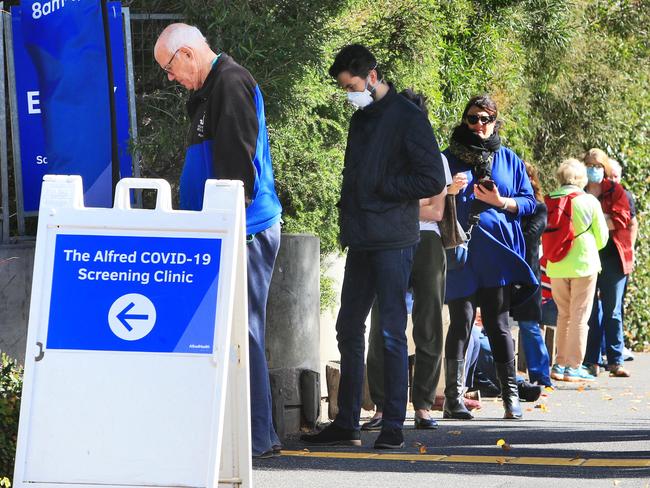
top-left (542, 192), bottom-right (589, 263)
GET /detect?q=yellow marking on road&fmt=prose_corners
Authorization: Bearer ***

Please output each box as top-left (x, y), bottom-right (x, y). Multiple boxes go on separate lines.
top-left (582, 459), bottom-right (650, 467)
top-left (509, 457), bottom-right (585, 466)
top-left (443, 455), bottom-right (516, 464)
top-left (282, 450), bottom-right (650, 468)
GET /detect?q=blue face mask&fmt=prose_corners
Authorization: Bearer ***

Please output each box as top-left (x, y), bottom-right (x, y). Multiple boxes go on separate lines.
top-left (587, 167), bottom-right (604, 184)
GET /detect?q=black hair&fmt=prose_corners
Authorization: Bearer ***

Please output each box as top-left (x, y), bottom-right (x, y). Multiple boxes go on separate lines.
top-left (400, 88), bottom-right (428, 117)
top-left (461, 94), bottom-right (502, 130)
top-left (329, 44), bottom-right (382, 80)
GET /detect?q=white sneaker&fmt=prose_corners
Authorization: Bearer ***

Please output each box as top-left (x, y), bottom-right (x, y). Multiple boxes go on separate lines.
top-left (622, 346), bottom-right (635, 361)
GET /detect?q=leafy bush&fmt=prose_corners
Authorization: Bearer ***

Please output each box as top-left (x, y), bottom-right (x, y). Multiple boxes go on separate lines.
top-left (132, 0), bottom-right (649, 345)
top-left (0, 353), bottom-right (22, 479)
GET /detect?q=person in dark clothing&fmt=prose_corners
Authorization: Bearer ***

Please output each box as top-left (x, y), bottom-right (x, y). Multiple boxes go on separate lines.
top-left (364, 90), bottom-right (451, 432)
top-left (154, 24), bottom-right (283, 459)
top-left (443, 95), bottom-right (537, 421)
top-left (510, 162), bottom-right (552, 387)
top-left (301, 45), bottom-right (446, 450)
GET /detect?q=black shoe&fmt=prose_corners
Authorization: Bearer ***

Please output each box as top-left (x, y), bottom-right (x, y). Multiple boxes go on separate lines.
top-left (443, 358), bottom-right (474, 420)
top-left (361, 417), bottom-right (383, 431)
top-left (374, 428), bottom-right (404, 449)
top-left (414, 415), bottom-right (438, 430)
top-left (495, 360), bottom-right (523, 420)
top-left (300, 423), bottom-right (361, 446)
top-left (517, 381), bottom-right (542, 402)
top-left (272, 444), bottom-right (282, 456)
top-left (252, 449), bottom-right (275, 459)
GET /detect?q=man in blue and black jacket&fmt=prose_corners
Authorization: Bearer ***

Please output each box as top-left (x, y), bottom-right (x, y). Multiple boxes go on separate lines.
top-left (155, 23), bottom-right (282, 459)
top-left (301, 44), bottom-right (446, 449)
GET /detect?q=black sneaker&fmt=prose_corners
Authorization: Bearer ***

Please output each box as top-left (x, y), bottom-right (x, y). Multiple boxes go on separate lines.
top-left (300, 423), bottom-right (361, 446)
top-left (374, 428), bottom-right (404, 449)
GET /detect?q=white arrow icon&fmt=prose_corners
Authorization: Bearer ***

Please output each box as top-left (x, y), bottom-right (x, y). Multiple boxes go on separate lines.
top-left (108, 293), bottom-right (156, 341)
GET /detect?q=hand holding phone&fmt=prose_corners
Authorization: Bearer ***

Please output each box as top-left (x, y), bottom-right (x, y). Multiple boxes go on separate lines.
top-left (478, 178), bottom-right (495, 191)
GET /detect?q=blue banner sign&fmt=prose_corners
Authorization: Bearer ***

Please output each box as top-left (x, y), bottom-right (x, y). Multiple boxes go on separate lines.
top-left (47, 234), bottom-right (222, 354)
top-left (11, 2), bottom-right (132, 212)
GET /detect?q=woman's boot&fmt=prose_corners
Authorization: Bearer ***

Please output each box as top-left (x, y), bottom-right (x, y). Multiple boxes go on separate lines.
top-left (443, 358), bottom-right (473, 419)
top-left (495, 359), bottom-right (523, 419)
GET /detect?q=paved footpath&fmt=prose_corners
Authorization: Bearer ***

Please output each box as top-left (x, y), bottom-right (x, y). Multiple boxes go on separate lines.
top-left (254, 353), bottom-right (650, 488)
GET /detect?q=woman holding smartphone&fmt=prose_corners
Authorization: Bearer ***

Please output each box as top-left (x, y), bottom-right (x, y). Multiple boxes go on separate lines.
top-left (442, 95), bottom-right (537, 420)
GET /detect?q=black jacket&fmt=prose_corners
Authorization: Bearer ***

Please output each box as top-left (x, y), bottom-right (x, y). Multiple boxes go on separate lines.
top-left (511, 201), bottom-right (547, 322)
top-left (338, 85), bottom-right (446, 250)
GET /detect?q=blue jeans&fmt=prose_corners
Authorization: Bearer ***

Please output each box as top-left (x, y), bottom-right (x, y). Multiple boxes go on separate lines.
top-left (585, 254), bottom-right (627, 367)
top-left (248, 223), bottom-right (282, 456)
top-left (464, 325), bottom-right (481, 389)
top-left (334, 246), bottom-right (415, 431)
top-left (518, 320), bottom-right (552, 386)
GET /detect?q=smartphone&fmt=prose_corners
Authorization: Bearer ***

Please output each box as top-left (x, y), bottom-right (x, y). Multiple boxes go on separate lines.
top-left (479, 178), bottom-right (495, 191)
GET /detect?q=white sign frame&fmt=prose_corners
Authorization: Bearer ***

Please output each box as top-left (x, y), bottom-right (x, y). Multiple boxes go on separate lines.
top-left (13, 176), bottom-right (252, 488)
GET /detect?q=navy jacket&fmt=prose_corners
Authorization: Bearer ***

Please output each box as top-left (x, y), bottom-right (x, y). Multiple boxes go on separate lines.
top-left (338, 85), bottom-right (446, 250)
top-left (180, 54), bottom-right (281, 235)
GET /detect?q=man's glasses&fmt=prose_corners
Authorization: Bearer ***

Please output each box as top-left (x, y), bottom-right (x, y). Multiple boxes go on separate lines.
top-left (162, 49), bottom-right (180, 73)
top-left (466, 114), bottom-right (496, 125)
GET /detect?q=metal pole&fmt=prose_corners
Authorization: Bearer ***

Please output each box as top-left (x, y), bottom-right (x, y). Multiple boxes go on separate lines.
top-left (0, 10), bottom-right (11, 242)
top-left (4, 8), bottom-right (26, 236)
top-left (122, 7), bottom-right (142, 207)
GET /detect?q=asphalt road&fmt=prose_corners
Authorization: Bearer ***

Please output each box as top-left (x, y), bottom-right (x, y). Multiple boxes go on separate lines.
top-left (253, 353), bottom-right (650, 487)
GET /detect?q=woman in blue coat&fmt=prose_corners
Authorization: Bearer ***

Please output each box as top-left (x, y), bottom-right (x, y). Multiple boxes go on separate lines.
top-left (443, 95), bottom-right (537, 420)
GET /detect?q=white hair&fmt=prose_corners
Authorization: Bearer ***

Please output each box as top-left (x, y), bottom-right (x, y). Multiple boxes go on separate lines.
top-left (156, 23), bottom-right (208, 53)
top-left (609, 158), bottom-right (622, 176)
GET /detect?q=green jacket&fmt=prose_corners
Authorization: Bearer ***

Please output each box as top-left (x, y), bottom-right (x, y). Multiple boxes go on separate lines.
top-left (546, 185), bottom-right (609, 278)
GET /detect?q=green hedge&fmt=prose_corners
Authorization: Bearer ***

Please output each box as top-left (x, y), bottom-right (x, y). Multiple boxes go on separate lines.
top-left (0, 353), bottom-right (22, 479)
top-left (133, 0), bottom-right (649, 345)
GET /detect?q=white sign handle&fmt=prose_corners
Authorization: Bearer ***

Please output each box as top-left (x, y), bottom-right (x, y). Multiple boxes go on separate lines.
top-left (114, 178), bottom-right (172, 211)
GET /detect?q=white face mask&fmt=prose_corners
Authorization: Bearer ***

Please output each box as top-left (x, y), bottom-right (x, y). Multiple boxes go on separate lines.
top-left (346, 77), bottom-right (375, 109)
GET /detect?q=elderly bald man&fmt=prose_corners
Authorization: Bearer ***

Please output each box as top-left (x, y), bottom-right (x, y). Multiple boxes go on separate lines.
top-left (154, 23), bottom-right (283, 459)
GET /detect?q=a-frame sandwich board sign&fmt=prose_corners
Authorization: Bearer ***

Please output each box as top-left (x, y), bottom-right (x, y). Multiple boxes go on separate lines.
top-left (13, 175), bottom-right (253, 488)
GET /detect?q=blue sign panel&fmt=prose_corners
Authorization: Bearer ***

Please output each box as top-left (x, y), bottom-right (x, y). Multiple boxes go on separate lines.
top-left (11, 3), bottom-right (132, 213)
top-left (47, 235), bottom-right (222, 354)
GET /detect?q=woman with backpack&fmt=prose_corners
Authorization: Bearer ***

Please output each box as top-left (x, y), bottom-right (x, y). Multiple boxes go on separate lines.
top-left (544, 158), bottom-right (609, 382)
top-left (443, 94), bottom-right (538, 420)
top-left (583, 149), bottom-right (633, 378)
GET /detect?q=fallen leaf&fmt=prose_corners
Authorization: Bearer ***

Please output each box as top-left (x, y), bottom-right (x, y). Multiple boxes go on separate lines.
top-left (303, 448), bottom-right (310, 453)
top-left (631, 407), bottom-right (638, 411)
top-left (448, 430), bottom-right (462, 435)
top-left (544, 386), bottom-right (554, 392)
top-left (526, 408), bottom-right (533, 412)
top-left (501, 443), bottom-right (512, 451)
top-left (496, 439), bottom-right (506, 447)
top-left (419, 445), bottom-right (427, 454)
top-left (577, 385), bottom-right (585, 392)
top-left (496, 457), bottom-right (508, 465)
top-left (613, 480), bottom-right (620, 486)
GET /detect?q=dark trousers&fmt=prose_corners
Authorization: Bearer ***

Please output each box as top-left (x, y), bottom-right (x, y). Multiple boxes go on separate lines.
top-left (334, 245), bottom-right (415, 431)
top-left (446, 286), bottom-right (514, 364)
top-left (248, 222), bottom-right (281, 456)
top-left (367, 231), bottom-right (445, 411)
top-left (585, 254), bottom-right (627, 367)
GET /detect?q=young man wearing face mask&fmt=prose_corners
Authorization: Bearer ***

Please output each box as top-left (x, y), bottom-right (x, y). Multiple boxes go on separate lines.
top-left (300, 44), bottom-right (446, 449)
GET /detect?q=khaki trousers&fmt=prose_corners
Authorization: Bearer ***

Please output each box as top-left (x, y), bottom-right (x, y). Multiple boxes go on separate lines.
top-left (550, 274), bottom-right (598, 369)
